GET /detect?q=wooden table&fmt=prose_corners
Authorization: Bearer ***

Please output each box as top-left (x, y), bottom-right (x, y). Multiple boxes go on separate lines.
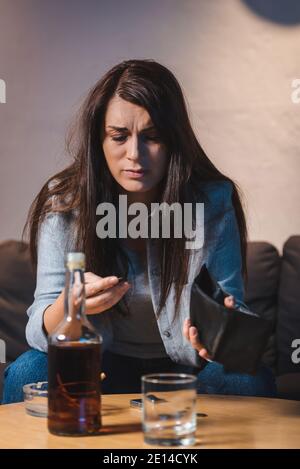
top-left (0, 394), bottom-right (300, 449)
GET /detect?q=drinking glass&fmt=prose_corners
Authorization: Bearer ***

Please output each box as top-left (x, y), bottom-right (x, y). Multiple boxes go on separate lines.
top-left (141, 373), bottom-right (197, 446)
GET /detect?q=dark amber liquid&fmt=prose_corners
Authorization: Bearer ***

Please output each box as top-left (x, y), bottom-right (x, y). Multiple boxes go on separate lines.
top-left (48, 342), bottom-right (102, 436)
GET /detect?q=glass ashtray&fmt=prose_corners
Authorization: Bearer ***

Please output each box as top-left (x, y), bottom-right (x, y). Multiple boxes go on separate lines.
top-left (23, 381), bottom-right (48, 417)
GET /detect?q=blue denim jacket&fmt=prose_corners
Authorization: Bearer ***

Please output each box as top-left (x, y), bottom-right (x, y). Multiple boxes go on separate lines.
top-left (26, 180), bottom-right (249, 368)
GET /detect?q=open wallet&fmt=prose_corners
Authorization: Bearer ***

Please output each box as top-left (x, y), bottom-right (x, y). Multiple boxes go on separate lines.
top-left (189, 264), bottom-right (272, 375)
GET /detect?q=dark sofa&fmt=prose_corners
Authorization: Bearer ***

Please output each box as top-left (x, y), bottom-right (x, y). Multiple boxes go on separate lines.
top-left (0, 237), bottom-right (300, 401)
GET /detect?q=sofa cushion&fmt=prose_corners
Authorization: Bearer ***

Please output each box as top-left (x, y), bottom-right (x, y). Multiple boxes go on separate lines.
top-left (276, 373), bottom-right (300, 401)
top-left (277, 236), bottom-right (300, 375)
top-left (244, 242), bottom-right (280, 370)
top-left (0, 240), bottom-right (34, 363)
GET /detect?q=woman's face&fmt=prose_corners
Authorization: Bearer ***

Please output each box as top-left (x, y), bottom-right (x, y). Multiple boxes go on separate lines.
top-left (102, 95), bottom-right (168, 200)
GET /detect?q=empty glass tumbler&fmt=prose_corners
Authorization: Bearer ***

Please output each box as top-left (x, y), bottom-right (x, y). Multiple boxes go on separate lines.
top-left (142, 373), bottom-right (197, 446)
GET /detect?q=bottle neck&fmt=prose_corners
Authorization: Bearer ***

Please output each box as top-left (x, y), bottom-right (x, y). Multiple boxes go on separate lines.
top-left (64, 268), bottom-right (86, 321)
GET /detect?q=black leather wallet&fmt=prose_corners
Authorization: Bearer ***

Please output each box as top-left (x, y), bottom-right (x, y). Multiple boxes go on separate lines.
top-left (189, 264), bottom-right (272, 375)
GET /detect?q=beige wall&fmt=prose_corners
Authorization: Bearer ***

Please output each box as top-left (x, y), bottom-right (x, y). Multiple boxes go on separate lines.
top-left (0, 0), bottom-right (299, 251)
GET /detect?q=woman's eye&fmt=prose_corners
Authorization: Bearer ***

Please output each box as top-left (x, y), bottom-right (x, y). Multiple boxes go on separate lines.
top-left (110, 134), bottom-right (160, 143)
top-left (111, 135), bottom-right (127, 142)
top-left (144, 135), bottom-right (160, 142)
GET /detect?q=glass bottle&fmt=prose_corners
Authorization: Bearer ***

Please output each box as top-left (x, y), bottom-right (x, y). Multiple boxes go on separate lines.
top-left (48, 252), bottom-right (102, 436)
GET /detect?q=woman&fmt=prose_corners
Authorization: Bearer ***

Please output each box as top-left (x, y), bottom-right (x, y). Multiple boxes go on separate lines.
top-left (2, 59), bottom-right (276, 403)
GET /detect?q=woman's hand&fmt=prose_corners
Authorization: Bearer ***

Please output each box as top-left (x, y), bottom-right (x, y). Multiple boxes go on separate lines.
top-left (84, 272), bottom-right (131, 315)
top-left (183, 295), bottom-right (236, 361)
top-left (43, 272), bottom-right (130, 335)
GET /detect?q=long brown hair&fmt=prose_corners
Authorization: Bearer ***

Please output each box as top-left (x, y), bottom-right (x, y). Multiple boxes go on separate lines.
top-left (24, 59), bottom-right (247, 316)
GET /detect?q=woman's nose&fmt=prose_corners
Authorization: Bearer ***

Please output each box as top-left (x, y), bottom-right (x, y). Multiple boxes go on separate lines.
top-left (126, 135), bottom-right (144, 161)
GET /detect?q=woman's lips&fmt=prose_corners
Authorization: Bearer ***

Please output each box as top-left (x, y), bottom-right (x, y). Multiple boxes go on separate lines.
top-left (123, 169), bottom-right (148, 179)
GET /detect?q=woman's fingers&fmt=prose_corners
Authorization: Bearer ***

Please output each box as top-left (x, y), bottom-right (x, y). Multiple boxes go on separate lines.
top-left (84, 272), bottom-right (104, 283)
top-left (85, 275), bottom-right (119, 298)
top-left (82, 272), bottom-right (131, 314)
top-left (183, 319), bottom-right (211, 361)
top-left (189, 326), bottom-right (204, 350)
top-left (86, 281), bottom-right (131, 314)
top-left (199, 348), bottom-right (211, 360)
top-left (183, 317), bottom-right (191, 341)
top-left (224, 295), bottom-right (235, 309)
